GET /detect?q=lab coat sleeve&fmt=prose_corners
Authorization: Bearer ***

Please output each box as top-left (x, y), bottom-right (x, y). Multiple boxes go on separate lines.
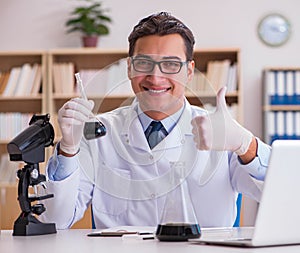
top-left (40, 141), bottom-right (95, 229)
top-left (47, 143), bottom-right (79, 181)
top-left (40, 169), bottom-right (81, 229)
top-left (238, 138), bottom-right (271, 180)
top-left (230, 138), bottom-right (271, 202)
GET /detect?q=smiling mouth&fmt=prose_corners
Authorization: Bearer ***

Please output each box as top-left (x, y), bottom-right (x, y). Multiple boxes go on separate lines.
top-left (144, 87), bottom-right (171, 93)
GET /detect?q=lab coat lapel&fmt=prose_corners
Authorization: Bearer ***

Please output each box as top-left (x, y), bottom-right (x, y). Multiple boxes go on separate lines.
top-left (154, 100), bottom-right (194, 151)
top-left (120, 103), bottom-right (150, 151)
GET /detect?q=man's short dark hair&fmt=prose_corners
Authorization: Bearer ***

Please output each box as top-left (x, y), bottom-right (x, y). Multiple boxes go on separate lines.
top-left (128, 12), bottom-right (195, 61)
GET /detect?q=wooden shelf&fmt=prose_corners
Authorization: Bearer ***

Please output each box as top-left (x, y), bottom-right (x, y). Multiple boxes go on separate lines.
top-left (0, 183), bottom-right (19, 229)
top-left (0, 96), bottom-right (42, 113)
top-left (263, 105), bottom-right (300, 111)
top-left (0, 51), bottom-right (47, 229)
top-left (0, 48), bottom-right (242, 229)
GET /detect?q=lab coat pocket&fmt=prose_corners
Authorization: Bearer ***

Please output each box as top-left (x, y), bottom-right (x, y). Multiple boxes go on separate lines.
top-left (93, 167), bottom-right (131, 216)
top-left (93, 190), bottom-right (128, 216)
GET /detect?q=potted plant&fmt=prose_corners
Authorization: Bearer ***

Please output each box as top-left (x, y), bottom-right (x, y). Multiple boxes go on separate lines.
top-left (65, 0), bottom-right (112, 47)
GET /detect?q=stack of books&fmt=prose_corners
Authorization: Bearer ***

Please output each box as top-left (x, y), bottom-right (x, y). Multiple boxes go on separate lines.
top-left (0, 63), bottom-right (42, 96)
top-left (264, 70), bottom-right (300, 105)
top-left (264, 69), bottom-right (300, 144)
top-left (0, 113), bottom-right (32, 141)
top-left (0, 153), bottom-right (20, 184)
top-left (186, 59), bottom-right (238, 94)
top-left (264, 111), bottom-right (300, 144)
top-left (205, 60), bottom-right (238, 93)
top-left (53, 59), bottom-right (133, 97)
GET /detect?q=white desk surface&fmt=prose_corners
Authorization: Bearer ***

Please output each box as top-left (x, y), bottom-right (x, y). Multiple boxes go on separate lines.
top-left (1, 229), bottom-right (300, 253)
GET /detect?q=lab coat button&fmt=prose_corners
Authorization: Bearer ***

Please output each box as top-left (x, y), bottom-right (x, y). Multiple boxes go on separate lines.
top-left (150, 193), bottom-right (155, 199)
top-left (149, 155), bottom-right (154, 160)
top-left (181, 139), bottom-right (185, 144)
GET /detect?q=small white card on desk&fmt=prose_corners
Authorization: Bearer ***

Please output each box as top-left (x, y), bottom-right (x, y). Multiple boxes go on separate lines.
top-left (87, 226), bottom-right (156, 237)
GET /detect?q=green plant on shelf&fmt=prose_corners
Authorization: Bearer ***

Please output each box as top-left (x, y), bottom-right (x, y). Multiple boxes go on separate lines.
top-left (65, 0), bottom-right (112, 46)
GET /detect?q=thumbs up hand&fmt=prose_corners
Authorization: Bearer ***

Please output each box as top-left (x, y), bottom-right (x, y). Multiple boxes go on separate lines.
top-left (191, 87), bottom-right (253, 155)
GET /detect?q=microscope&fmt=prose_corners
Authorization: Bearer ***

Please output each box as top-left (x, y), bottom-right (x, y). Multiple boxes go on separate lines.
top-left (7, 114), bottom-right (57, 236)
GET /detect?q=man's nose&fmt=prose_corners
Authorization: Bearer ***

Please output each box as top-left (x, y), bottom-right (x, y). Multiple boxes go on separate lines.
top-left (149, 62), bottom-right (161, 74)
top-left (146, 68), bottom-right (166, 83)
top-left (149, 63), bottom-right (166, 77)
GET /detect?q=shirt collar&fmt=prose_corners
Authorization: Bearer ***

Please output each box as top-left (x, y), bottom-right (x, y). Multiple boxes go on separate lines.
top-left (137, 101), bottom-right (185, 133)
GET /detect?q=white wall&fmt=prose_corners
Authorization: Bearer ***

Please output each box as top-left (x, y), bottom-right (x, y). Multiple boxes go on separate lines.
top-left (1, 0), bottom-right (299, 225)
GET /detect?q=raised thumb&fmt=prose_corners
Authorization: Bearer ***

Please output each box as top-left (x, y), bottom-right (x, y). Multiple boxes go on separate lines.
top-left (215, 86), bottom-right (228, 111)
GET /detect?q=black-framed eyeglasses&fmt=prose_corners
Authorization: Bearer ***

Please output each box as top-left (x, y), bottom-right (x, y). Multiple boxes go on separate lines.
top-left (131, 57), bottom-right (188, 74)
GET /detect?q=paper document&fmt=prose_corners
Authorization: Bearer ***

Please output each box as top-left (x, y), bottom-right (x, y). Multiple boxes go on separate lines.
top-left (87, 226), bottom-right (156, 237)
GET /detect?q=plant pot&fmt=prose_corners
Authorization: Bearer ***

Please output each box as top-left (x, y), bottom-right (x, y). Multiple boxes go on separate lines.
top-left (82, 36), bottom-right (99, 47)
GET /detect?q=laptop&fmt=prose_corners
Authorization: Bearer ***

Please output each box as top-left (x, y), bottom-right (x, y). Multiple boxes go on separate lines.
top-left (192, 139), bottom-right (300, 247)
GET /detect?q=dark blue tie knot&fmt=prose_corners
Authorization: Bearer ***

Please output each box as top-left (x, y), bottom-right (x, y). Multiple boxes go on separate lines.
top-left (150, 121), bottom-right (163, 132)
top-left (145, 121), bottom-right (164, 149)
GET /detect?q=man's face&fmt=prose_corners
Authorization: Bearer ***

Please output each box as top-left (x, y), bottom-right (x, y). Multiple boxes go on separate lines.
top-left (128, 34), bottom-right (194, 120)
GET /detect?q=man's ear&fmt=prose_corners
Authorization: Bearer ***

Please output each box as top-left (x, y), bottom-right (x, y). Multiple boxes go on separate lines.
top-left (187, 60), bottom-right (195, 83)
top-left (127, 57), bottom-right (132, 80)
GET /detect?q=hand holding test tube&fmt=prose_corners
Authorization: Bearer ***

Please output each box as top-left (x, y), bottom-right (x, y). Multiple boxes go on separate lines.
top-left (75, 73), bottom-right (106, 140)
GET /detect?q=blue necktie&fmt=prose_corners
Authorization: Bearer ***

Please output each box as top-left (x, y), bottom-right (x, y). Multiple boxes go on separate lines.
top-left (145, 121), bottom-right (164, 149)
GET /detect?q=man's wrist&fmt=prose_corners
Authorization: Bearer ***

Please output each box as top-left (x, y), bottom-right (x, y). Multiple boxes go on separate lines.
top-left (238, 137), bottom-right (258, 164)
top-left (57, 142), bottom-right (79, 157)
top-left (234, 128), bottom-right (253, 156)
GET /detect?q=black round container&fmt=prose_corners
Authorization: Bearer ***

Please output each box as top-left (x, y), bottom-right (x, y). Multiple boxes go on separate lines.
top-left (156, 223), bottom-right (201, 241)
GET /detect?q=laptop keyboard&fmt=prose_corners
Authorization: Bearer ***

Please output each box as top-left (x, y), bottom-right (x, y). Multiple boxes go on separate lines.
top-left (200, 227), bottom-right (254, 241)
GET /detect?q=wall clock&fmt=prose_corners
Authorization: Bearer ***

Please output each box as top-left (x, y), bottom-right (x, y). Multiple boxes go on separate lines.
top-left (257, 13), bottom-right (291, 47)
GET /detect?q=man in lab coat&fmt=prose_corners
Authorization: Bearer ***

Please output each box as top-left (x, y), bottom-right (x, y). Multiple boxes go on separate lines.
top-left (42, 12), bottom-right (271, 229)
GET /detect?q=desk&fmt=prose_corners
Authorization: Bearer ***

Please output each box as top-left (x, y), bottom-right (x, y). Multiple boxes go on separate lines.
top-left (1, 229), bottom-right (300, 253)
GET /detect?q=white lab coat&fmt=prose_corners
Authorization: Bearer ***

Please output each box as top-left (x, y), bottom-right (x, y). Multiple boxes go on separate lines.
top-left (42, 100), bottom-right (270, 229)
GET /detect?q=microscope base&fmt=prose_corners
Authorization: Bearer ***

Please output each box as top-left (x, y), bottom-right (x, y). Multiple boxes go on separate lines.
top-left (13, 213), bottom-right (57, 236)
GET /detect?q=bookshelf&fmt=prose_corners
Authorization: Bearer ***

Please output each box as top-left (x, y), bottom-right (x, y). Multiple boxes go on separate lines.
top-left (191, 48), bottom-right (241, 122)
top-left (0, 48), bottom-right (241, 229)
top-left (0, 50), bottom-right (47, 143)
top-left (0, 51), bottom-right (47, 229)
top-left (47, 48), bottom-right (242, 138)
top-left (262, 67), bottom-right (300, 144)
top-left (47, 49), bottom-right (130, 111)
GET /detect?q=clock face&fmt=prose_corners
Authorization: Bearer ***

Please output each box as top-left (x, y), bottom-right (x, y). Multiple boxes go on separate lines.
top-left (257, 14), bottom-right (291, 47)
